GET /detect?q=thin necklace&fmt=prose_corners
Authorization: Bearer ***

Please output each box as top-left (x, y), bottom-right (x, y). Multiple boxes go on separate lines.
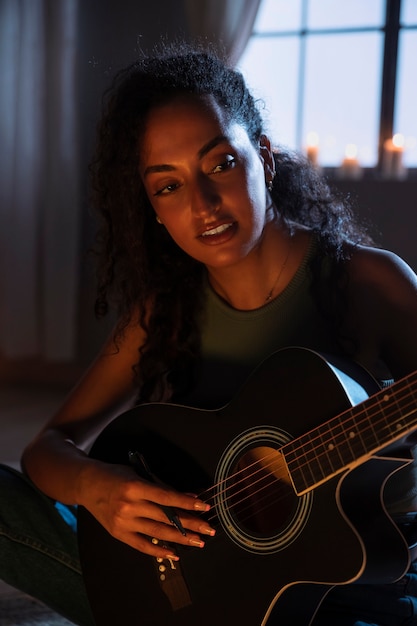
top-left (264, 242), bottom-right (292, 303)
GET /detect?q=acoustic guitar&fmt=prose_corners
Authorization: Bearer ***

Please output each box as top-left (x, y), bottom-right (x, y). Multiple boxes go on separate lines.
top-left (78, 346), bottom-right (417, 625)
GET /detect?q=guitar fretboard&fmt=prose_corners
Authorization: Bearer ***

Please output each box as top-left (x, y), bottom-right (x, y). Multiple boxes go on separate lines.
top-left (283, 371), bottom-right (417, 495)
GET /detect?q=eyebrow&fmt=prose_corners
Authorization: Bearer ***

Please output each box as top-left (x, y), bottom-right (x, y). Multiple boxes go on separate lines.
top-left (198, 134), bottom-right (229, 159)
top-left (143, 134), bottom-right (230, 177)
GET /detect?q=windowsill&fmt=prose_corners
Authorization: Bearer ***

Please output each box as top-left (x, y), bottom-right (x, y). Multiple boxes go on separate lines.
top-left (322, 166), bottom-right (417, 183)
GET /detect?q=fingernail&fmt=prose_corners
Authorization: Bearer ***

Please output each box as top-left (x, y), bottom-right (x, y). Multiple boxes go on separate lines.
top-left (189, 538), bottom-right (205, 548)
top-left (193, 500), bottom-right (210, 512)
top-left (200, 525), bottom-right (216, 536)
top-left (165, 553), bottom-right (179, 561)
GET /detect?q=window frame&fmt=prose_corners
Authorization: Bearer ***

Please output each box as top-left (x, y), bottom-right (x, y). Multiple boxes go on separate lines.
top-left (242, 0), bottom-right (417, 176)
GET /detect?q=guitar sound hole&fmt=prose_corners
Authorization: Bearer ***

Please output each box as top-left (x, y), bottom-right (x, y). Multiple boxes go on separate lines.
top-left (229, 446), bottom-right (297, 536)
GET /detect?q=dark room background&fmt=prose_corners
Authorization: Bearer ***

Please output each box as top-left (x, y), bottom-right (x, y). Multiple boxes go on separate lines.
top-left (0, 0), bottom-right (415, 389)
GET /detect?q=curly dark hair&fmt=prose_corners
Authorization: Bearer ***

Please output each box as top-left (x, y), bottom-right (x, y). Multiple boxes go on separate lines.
top-left (89, 41), bottom-right (372, 402)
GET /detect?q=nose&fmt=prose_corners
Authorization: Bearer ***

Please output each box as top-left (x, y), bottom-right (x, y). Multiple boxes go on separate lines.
top-left (190, 175), bottom-right (221, 218)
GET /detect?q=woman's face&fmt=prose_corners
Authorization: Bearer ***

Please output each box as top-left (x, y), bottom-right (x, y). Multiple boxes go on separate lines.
top-left (139, 94), bottom-right (274, 270)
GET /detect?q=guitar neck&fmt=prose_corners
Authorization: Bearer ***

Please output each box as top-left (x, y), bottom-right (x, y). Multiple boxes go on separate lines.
top-left (284, 370), bottom-right (417, 495)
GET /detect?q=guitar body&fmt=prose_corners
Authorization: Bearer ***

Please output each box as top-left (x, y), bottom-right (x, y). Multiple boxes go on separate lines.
top-left (78, 347), bottom-right (412, 626)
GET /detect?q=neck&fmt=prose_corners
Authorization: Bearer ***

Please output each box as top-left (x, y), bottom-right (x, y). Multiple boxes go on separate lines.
top-left (207, 222), bottom-right (299, 311)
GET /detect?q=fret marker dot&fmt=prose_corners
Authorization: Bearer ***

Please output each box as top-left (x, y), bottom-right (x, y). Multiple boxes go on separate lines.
top-left (383, 394), bottom-right (390, 402)
top-left (396, 423), bottom-right (403, 430)
top-left (349, 432), bottom-right (356, 439)
top-left (328, 443), bottom-right (335, 450)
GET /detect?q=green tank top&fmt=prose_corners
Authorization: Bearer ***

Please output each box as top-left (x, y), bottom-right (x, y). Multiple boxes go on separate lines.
top-left (181, 238), bottom-right (338, 409)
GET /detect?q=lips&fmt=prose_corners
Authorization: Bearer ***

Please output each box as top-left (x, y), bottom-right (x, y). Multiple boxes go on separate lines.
top-left (198, 221), bottom-right (237, 245)
top-left (198, 222), bottom-right (237, 246)
top-left (201, 223), bottom-right (233, 237)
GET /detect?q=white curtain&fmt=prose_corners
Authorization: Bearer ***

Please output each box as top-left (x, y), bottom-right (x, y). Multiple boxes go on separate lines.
top-left (184, 0), bottom-right (261, 66)
top-left (0, 0), bottom-right (80, 361)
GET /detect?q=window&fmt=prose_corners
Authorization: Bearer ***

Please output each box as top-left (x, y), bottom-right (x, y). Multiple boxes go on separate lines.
top-left (238, 0), bottom-right (417, 170)
top-left (395, 0), bottom-right (417, 166)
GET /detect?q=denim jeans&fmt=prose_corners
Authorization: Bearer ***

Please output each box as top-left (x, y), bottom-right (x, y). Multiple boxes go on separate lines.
top-left (0, 464), bottom-right (95, 625)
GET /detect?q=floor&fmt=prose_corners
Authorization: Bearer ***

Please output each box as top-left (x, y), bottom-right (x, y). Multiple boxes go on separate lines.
top-left (0, 384), bottom-right (71, 617)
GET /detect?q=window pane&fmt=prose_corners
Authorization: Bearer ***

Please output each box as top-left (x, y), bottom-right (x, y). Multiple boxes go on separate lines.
top-left (238, 37), bottom-right (300, 148)
top-left (253, 0), bottom-right (302, 32)
top-left (302, 33), bottom-right (383, 166)
top-left (395, 30), bottom-right (417, 166)
top-left (401, 0), bottom-right (417, 25)
top-left (308, 0), bottom-right (384, 29)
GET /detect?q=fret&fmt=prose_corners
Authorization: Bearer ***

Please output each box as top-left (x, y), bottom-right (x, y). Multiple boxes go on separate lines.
top-left (314, 421), bottom-right (341, 476)
top-left (283, 372), bottom-right (417, 495)
top-left (371, 381), bottom-right (417, 448)
top-left (369, 392), bottom-right (395, 448)
top-left (364, 401), bottom-right (379, 450)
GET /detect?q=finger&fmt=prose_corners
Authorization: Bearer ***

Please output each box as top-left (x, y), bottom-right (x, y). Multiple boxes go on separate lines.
top-left (173, 512), bottom-right (216, 537)
top-left (132, 518), bottom-right (207, 548)
top-left (130, 480), bottom-right (210, 513)
top-left (120, 529), bottom-right (209, 559)
top-left (121, 532), bottom-right (180, 559)
top-left (130, 500), bottom-right (216, 537)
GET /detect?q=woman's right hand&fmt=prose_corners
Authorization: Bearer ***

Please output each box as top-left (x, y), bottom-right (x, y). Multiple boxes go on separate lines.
top-left (21, 320), bottom-right (216, 560)
top-left (79, 460), bottom-right (215, 559)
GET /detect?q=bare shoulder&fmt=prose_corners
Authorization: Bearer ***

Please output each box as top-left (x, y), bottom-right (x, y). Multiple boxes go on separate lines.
top-left (348, 244), bottom-right (417, 304)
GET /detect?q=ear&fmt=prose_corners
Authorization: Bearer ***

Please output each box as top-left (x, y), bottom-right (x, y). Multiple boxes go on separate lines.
top-left (259, 134), bottom-right (275, 185)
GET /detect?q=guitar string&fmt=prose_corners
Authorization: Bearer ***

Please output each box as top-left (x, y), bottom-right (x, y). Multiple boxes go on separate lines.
top-left (283, 380), bottom-right (417, 477)
top-left (265, 379), bottom-right (416, 488)
top-left (199, 383), bottom-right (417, 506)
top-left (206, 448), bottom-right (286, 509)
top-left (141, 380), bottom-right (417, 531)
top-left (196, 384), bottom-right (417, 528)
top-left (208, 474), bottom-right (290, 531)
top-left (202, 407), bottom-right (417, 530)
top-left (221, 392), bottom-right (416, 516)
top-left (204, 451), bottom-right (291, 529)
top-left (201, 416), bottom-right (417, 526)
top-left (202, 466), bottom-right (289, 530)
top-left (212, 391), bottom-right (417, 528)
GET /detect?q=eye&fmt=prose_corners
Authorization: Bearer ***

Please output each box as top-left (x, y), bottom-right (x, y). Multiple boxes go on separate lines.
top-left (153, 182), bottom-right (180, 196)
top-left (210, 156), bottom-right (236, 174)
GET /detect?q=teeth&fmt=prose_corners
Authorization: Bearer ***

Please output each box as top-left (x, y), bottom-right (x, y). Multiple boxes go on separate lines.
top-left (202, 223), bottom-right (231, 237)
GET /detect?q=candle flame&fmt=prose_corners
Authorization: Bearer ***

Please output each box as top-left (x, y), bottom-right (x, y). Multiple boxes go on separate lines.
top-left (307, 131), bottom-right (319, 147)
top-left (345, 143), bottom-right (357, 159)
top-left (392, 133), bottom-right (405, 148)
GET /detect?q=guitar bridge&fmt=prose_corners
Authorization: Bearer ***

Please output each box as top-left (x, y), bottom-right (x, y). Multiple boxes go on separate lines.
top-left (152, 539), bottom-right (192, 611)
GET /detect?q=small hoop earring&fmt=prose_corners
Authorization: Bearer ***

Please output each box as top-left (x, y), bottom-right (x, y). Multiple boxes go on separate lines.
top-left (156, 215), bottom-right (162, 224)
top-left (267, 175), bottom-right (275, 192)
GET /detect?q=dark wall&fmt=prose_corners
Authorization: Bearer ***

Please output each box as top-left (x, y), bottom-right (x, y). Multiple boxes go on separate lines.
top-left (3, 2), bottom-right (416, 384)
top-left (329, 179), bottom-right (417, 271)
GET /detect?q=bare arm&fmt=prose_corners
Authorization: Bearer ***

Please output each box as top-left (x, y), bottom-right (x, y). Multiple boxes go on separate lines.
top-left (21, 320), bottom-right (214, 559)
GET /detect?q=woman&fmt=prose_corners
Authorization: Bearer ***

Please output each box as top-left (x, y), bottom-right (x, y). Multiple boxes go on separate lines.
top-left (1, 42), bottom-right (417, 625)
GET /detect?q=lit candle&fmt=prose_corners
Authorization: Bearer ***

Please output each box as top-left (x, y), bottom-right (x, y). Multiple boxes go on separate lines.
top-left (306, 132), bottom-right (319, 167)
top-left (339, 144), bottom-right (362, 179)
top-left (382, 133), bottom-right (407, 179)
